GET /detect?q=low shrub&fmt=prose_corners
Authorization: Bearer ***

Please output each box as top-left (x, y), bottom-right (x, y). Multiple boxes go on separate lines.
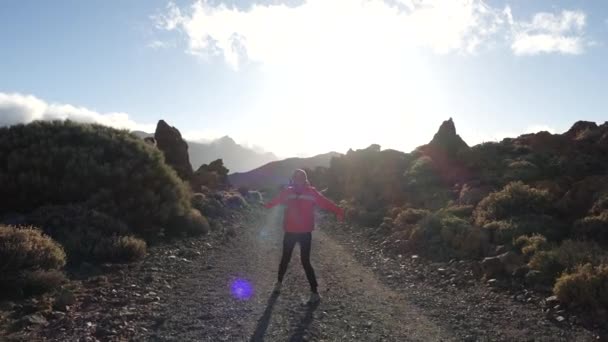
top-left (0, 225), bottom-right (66, 272)
top-left (225, 194), bottom-right (249, 209)
top-left (474, 181), bottom-right (554, 226)
top-left (482, 215), bottom-right (567, 245)
top-left (0, 225), bottom-right (66, 298)
top-left (191, 193), bottom-right (226, 218)
top-left (394, 208), bottom-right (431, 228)
top-left (18, 269), bottom-right (66, 296)
top-left (590, 195), bottom-right (608, 215)
top-left (528, 240), bottom-right (607, 283)
top-left (440, 205), bottom-right (474, 219)
top-left (402, 213), bottom-right (487, 258)
top-left (168, 208), bottom-right (210, 237)
top-left (27, 205), bottom-right (147, 264)
top-left (573, 212), bottom-right (608, 245)
top-left (108, 236), bottom-right (147, 262)
top-left (514, 234), bottom-right (549, 257)
top-left (554, 263), bottom-right (608, 310)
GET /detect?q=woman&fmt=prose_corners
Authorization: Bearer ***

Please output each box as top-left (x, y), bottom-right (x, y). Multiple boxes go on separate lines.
top-left (265, 169), bottom-right (343, 303)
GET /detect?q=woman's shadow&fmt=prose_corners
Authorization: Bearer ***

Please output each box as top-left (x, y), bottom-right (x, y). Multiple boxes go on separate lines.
top-left (249, 293), bottom-right (320, 342)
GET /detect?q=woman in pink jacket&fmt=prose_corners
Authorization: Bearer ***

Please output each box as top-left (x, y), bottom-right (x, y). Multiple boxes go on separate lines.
top-left (265, 169), bottom-right (343, 303)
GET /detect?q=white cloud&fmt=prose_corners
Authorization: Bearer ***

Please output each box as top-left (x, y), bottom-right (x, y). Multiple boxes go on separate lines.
top-left (156, 1), bottom-right (593, 66)
top-left (147, 40), bottom-right (171, 49)
top-left (0, 92), bottom-right (155, 132)
top-left (156, 0), bottom-right (507, 69)
top-left (509, 9), bottom-right (588, 55)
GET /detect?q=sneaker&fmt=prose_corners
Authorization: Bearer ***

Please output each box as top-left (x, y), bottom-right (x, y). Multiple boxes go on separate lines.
top-left (273, 281), bottom-right (282, 294)
top-left (307, 292), bottom-right (321, 304)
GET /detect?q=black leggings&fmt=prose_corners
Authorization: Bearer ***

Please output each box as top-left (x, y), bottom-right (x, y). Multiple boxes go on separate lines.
top-left (277, 232), bottom-right (318, 293)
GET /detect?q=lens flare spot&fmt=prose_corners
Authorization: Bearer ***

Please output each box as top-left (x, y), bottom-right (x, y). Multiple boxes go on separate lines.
top-left (230, 279), bottom-right (254, 300)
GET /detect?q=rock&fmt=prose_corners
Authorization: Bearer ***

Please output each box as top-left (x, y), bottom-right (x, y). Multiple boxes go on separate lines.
top-left (497, 251), bottom-right (524, 274)
top-left (481, 256), bottom-right (504, 278)
top-left (495, 245), bottom-right (508, 256)
top-left (428, 118), bottom-right (469, 156)
top-left (154, 119), bottom-right (193, 180)
top-left (512, 265), bottom-right (530, 279)
top-left (525, 270), bottom-right (543, 286)
top-left (545, 295), bottom-right (559, 304)
top-left (555, 315), bottom-right (566, 323)
top-left (565, 121), bottom-right (598, 139)
top-left (19, 313), bottom-right (48, 327)
top-left (54, 289), bottom-right (76, 311)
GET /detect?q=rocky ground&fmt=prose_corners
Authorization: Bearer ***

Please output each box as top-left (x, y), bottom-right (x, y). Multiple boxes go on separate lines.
top-left (0, 210), bottom-right (605, 341)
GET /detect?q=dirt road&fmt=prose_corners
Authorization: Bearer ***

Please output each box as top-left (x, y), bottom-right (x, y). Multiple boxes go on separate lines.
top-left (21, 211), bottom-right (598, 341)
top-left (141, 212), bottom-right (596, 341)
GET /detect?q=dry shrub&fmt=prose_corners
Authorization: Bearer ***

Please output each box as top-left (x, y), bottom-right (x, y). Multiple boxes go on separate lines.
top-left (108, 236), bottom-right (147, 262)
top-left (514, 234), bottom-right (549, 257)
top-left (573, 212), bottom-right (608, 245)
top-left (0, 225), bottom-right (66, 271)
top-left (554, 263), bottom-right (608, 310)
top-left (0, 225), bottom-right (66, 298)
top-left (19, 269), bottom-right (66, 296)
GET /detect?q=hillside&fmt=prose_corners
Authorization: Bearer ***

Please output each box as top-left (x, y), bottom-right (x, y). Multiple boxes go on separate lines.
top-left (228, 151), bottom-right (342, 190)
top-left (131, 131), bottom-right (277, 173)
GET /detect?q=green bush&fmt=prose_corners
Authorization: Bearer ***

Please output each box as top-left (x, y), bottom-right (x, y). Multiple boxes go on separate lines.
top-left (403, 213), bottom-right (487, 258)
top-left (483, 215), bottom-right (566, 245)
top-left (394, 208), bottom-right (431, 228)
top-left (439, 205), bottom-right (474, 219)
top-left (405, 156), bottom-right (439, 187)
top-left (192, 193), bottom-right (226, 219)
top-left (0, 121), bottom-right (192, 236)
top-left (554, 263), bottom-right (608, 310)
top-left (0, 225), bottom-right (66, 298)
top-left (504, 160), bottom-right (541, 182)
top-left (168, 208), bottom-right (210, 237)
top-left (28, 205), bottom-right (147, 264)
top-left (474, 182), bottom-right (554, 226)
top-left (528, 240), bottom-right (607, 282)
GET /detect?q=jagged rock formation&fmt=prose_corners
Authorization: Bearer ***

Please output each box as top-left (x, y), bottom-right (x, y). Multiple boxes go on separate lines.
top-left (191, 159), bottom-right (230, 191)
top-left (424, 117), bottom-right (469, 158)
top-left (132, 130), bottom-right (277, 173)
top-left (154, 120), bottom-right (193, 180)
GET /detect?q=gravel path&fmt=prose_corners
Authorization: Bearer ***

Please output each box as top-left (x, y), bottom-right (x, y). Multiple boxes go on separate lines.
top-left (8, 211), bottom-right (601, 341)
top-left (149, 214), bottom-right (448, 341)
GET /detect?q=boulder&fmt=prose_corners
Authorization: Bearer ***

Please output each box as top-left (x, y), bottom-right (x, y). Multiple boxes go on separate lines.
top-left (497, 251), bottom-right (524, 275)
top-left (481, 256), bottom-right (504, 278)
top-left (154, 120), bottom-right (193, 180)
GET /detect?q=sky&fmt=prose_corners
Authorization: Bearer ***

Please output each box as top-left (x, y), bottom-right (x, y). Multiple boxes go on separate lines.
top-left (1, 0), bottom-right (607, 157)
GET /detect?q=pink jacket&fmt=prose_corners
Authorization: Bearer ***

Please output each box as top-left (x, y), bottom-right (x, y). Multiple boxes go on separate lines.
top-left (265, 185), bottom-right (343, 233)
